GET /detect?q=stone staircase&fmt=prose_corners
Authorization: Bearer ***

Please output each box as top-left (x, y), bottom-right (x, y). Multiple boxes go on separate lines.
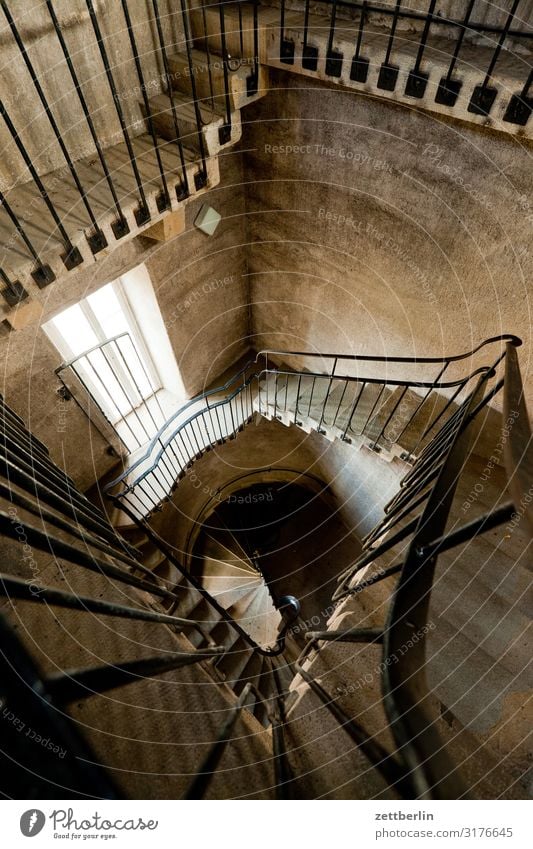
top-left (0, 10), bottom-right (267, 324)
top-left (190, 2), bottom-right (533, 138)
top-left (118, 510), bottom-right (294, 730)
top-left (257, 368), bottom-right (453, 463)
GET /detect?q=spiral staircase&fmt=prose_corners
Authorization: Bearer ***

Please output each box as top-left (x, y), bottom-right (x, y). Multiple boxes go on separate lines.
top-left (1, 333), bottom-right (531, 799)
top-left (0, 1), bottom-right (532, 802)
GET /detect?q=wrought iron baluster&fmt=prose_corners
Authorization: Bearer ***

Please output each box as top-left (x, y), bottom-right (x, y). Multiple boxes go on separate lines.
top-left (504, 65), bottom-right (533, 125)
top-left (46, 0), bottom-right (129, 240)
top-left (435, 0), bottom-right (475, 106)
top-left (120, 0), bottom-right (171, 213)
top-left (325, 0), bottom-right (343, 78)
top-left (405, 0), bottom-right (437, 98)
top-left (179, 0), bottom-right (208, 186)
top-left (85, 0), bottom-right (150, 225)
top-left (1, 0), bottom-right (107, 254)
top-left (0, 98), bottom-right (83, 271)
top-left (151, 0), bottom-right (190, 200)
top-left (218, 0), bottom-right (233, 143)
top-left (469, 0), bottom-right (521, 117)
top-left (377, 0), bottom-right (402, 91)
top-left (302, 0), bottom-right (318, 71)
top-left (350, 1), bottom-right (369, 82)
top-left (279, 0), bottom-right (295, 64)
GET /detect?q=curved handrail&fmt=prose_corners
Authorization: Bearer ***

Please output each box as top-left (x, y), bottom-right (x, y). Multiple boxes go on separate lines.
top-left (257, 364), bottom-right (496, 389)
top-left (105, 371), bottom-right (256, 491)
top-left (503, 342), bottom-right (533, 537)
top-left (256, 334), bottom-right (522, 365)
top-left (105, 336), bottom-right (521, 495)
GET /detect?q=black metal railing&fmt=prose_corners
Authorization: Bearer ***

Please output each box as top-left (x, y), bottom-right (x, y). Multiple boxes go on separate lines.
top-left (0, 388), bottom-right (301, 797)
top-left (104, 335), bottom-right (520, 518)
top-left (2, 1), bottom-right (530, 307)
top-left (1, 330), bottom-right (531, 799)
top-left (1, 0), bottom-right (262, 306)
top-left (292, 336), bottom-right (531, 799)
top-left (189, 331), bottom-right (530, 800)
top-left (56, 332), bottom-right (168, 455)
top-left (275, 0), bottom-right (533, 123)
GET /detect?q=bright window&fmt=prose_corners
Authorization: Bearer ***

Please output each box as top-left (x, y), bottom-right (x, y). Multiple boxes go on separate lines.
top-left (43, 265), bottom-right (184, 451)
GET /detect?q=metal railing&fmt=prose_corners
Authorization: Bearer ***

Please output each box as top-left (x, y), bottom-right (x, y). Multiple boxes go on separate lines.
top-left (0, 0), bottom-right (255, 305)
top-left (0, 388), bottom-right (301, 797)
top-left (277, 0), bottom-right (532, 123)
top-left (0, 331), bottom-right (531, 798)
top-left (104, 335), bottom-right (520, 517)
top-left (56, 332), bottom-right (168, 455)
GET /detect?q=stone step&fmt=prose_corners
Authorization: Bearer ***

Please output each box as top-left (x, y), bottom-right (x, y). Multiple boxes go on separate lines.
top-left (146, 92), bottom-right (242, 154)
top-left (195, 3), bottom-right (533, 140)
top-left (204, 579), bottom-right (260, 611)
top-left (4, 558), bottom-right (275, 799)
top-left (167, 48), bottom-right (268, 112)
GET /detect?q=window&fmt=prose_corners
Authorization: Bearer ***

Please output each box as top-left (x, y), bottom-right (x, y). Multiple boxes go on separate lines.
top-left (43, 264), bottom-right (184, 452)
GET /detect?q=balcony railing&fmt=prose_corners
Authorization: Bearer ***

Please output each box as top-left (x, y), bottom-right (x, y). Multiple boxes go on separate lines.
top-left (276, 0), bottom-right (532, 121)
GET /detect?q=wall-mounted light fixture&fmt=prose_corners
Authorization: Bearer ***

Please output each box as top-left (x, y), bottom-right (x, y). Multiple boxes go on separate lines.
top-left (194, 204), bottom-right (221, 236)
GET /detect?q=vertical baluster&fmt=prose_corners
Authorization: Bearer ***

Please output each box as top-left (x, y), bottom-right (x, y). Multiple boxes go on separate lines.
top-left (0, 98), bottom-right (83, 271)
top-left (294, 373), bottom-right (302, 425)
top-left (46, 0), bottom-right (130, 240)
top-left (341, 380), bottom-right (366, 441)
top-left (200, 1), bottom-right (217, 112)
top-left (325, 0), bottom-right (343, 78)
top-left (302, 0), bottom-right (318, 71)
top-left (405, 0), bottom-right (437, 98)
top-left (435, 0), bottom-right (475, 106)
top-left (350, 1), bottom-right (369, 82)
top-left (85, 0), bottom-right (150, 225)
top-left (151, 0), bottom-right (190, 200)
top-left (218, 0), bottom-right (233, 143)
top-left (0, 188), bottom-right (55, 287)
top-left (247, 0), bottom-right (260, 96)
top-left (377, 0), bottom-right (402, 91)
top-left (279, 0), bottom-right (295, 64)
top-left (468, 0), bottom-right (521, 117)
top-left (1, 0), bottom-right (107, 255)
top-left (0, 267), bottom-right (27, 307)
top-left (179, 0), bottom-right (208, 187)
top-left (504, 68), bottom-right (533, 125)
top-left (317, 357), bottom-right (338, 433)
top-left (120, 0), bottom-right (171, 213)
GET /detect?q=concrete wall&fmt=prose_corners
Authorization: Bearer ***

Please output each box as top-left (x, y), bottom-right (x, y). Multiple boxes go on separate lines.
top-left (243, 70), bottom-right (533, 405)
top-left (0, 153), bottom-right (249, 490)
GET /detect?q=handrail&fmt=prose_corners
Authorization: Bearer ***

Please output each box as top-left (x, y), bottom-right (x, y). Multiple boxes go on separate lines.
top-left (256, 334), bottom-right (521, 365)
top-left (114, 499), bottom-right (297, 657)
top-left (503, 342), bottom-right (533, 537)
top-left (381, 374), bottom-right (488, 798)
top-left (258, 365), bottom-right (495, 389)
top-left (105, 370), bottom-right (257, 490)
top-left (105, 337), bottom-right (520, 497)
